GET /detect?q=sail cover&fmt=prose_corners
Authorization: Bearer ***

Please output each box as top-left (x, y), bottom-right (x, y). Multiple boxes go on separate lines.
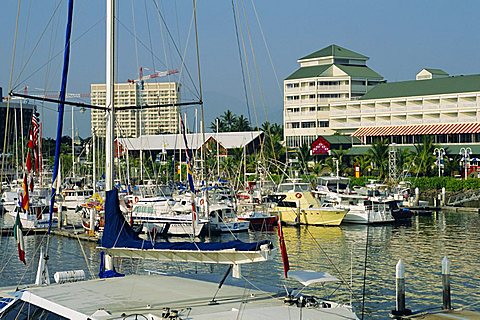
top-left (99, 189), bottom-right (272, 264)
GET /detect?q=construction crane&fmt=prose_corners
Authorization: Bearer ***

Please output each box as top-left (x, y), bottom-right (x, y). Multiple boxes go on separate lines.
top-left (127, 67), bottom-right (178, 85)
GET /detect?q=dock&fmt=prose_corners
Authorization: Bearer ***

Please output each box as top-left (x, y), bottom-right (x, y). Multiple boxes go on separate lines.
top-left (1, 225), bottom-right (99, 242)
top-left (400, 309), bottom-right (480, 319)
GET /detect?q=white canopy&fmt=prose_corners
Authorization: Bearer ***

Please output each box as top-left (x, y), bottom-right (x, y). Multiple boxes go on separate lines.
top-left (289, 270), bottom-right (339, 286)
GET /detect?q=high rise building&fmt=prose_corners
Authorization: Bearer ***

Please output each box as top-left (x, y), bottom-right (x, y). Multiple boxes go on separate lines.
top-left (90, 82), bottom-right (180, 137)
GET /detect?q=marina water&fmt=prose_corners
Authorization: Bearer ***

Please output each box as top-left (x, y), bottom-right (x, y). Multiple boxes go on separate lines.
top-left (1, 210), bottom-right (479, 319)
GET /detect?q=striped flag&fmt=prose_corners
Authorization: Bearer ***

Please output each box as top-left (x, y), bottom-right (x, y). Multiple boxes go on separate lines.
top-left (13, 213), bottom-right (26, 265)
top-left (27, 112), bottom-right (40, 173)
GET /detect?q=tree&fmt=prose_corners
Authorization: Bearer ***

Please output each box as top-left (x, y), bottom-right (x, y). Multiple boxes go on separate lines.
top-left (233, 115), bottom-right (252, 132)
top-left (409, 135), bottom-right (437, 177)
top-left (366, 138), bottom-right (389, 179)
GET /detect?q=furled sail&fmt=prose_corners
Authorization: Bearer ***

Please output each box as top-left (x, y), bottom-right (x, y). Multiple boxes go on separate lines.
top-left (99, 189), bottom-right (272, 264)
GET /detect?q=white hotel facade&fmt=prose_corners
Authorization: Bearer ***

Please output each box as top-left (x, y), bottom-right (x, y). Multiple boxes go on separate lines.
top-left (91, 82), bottom-right (180, 138)
top-left (284, 44), bottom-right (480, 153)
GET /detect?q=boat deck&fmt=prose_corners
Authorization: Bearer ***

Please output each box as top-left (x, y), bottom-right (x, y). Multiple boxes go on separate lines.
top-left (0, 274), bottom-right (357, 319)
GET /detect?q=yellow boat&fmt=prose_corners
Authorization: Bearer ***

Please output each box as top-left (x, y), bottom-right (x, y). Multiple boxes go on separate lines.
top-left (268, 182), bottom-right (347, 226)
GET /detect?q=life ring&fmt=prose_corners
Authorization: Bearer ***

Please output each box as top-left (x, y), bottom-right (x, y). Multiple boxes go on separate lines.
top-left (295, 193), bottom-right (302, 199)
top-left (200, 199), bottom-right (205, 205)
top-left (134, 196), bottom-right (139, 203)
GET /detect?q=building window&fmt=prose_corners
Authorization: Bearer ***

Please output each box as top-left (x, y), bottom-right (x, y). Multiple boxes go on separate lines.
top-left (318, 121), bottom-right (329, 127)
top-left (309, 81), bottom-right (315, 87)
top-left (318, 94), bottom-right (340, 99)
top-left (286, 83), bottom-right (299, 89)
top-left (286, 95), bottom-right (299, 101)
top-left (317, 106), bottom-right (329, 111)
top-left (301, 121), bottom-right (316, 128)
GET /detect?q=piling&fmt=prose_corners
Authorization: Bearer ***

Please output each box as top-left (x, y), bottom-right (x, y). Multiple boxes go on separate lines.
top-left (441, 187), bottom-right (446, 206)
top-left (391, 259), bottom-right (411, 318)
top-left (414, 188), bottom-right (419, 206)
top-left (442, 256), bottom-right (451, 310)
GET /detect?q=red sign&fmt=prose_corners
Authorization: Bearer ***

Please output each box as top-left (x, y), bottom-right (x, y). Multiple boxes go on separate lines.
top-left (311, 136), bottom-right (330, 155)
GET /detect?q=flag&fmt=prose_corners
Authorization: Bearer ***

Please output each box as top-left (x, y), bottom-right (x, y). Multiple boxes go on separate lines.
top-left (21, 174), bottom-right (29, 211)
top-left (277, 219), bottom-right (290, 278)
top-left (179, 116), bottom-right (195, 193)
top-left (27, 112), bottom-right (40, 173)
top-left (26, 150), bottom-right (32, 172)
top-left (13, 213), bottom-right (26, 265)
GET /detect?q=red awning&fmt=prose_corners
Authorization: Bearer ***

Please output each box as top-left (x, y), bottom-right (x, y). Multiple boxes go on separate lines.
top-left (352, 122), bottom-right (480, 137)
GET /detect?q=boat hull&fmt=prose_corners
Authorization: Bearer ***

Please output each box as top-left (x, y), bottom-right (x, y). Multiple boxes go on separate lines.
top-left (275, 208), bottom-right (347, 226)
top-left (238, 215), bottom-right (277, 230)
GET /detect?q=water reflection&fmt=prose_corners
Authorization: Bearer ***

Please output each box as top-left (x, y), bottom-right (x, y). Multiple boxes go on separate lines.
top-left (1, 211), bottom-right (479, 319)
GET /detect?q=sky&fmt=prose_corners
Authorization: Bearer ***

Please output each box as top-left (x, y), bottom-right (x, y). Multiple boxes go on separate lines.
top-left (1, 0), bottom-right (480, 138)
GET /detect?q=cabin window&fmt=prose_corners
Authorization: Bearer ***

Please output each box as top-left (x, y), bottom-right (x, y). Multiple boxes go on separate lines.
top-left (1, 300), bottom-right (68, 320)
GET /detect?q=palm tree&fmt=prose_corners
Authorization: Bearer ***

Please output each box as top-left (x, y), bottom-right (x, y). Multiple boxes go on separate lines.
top-left (366, 138), bottom-right (389, 179)
top-left (221, 110), bottom-right (237, 132)
top-left (234, 115), bottom-right (252, 131)
top-left (298, 143), bottom-right (312, 174)
top-left (410, 135), bottom-right (437, 177)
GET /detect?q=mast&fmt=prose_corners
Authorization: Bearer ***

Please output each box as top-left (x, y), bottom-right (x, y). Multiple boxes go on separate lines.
top-left (71, 106), bottom-right (75, 179)
top-left (105, 0), bottom-right (115, 191)
top-left (92, 127), bottom-right (96, 193)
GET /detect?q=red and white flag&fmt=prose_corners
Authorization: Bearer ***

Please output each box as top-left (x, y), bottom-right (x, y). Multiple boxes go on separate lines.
top-left (13, 212), bottom-right (26, 265)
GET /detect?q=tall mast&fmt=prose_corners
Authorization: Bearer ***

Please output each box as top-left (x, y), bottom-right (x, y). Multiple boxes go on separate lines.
top-left (105, 0), bottom-right (115, 190)
top-left (71, 106), bottom-right (75, 179)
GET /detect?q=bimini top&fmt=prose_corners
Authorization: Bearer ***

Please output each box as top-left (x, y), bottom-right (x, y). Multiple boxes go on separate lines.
top-left (99, 189), bottom-right (272, 264)
top-left (289, 270), bottom-right (339, 286)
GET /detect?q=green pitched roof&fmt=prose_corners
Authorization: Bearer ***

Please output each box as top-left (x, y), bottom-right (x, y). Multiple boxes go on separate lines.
top-left (336, 65), bottom-right (383, 79)
top-left (423, 68), bottom-right (448, 75)
top-left (360, 74), bottom-right (480, 100)
top-left (285, 64), bottom-right (383, 80)
top-left (285, 64), bottom-right (331, 80)
top-left (300, 44), bottom-right (368, 61)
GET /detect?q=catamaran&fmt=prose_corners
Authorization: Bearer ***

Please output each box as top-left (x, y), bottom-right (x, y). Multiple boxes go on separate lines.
top-left (0, 1), bottom-right (359, 319)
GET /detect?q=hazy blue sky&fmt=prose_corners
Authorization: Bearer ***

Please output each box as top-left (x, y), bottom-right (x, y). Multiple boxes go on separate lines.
top-left (1, 0), bottom-right (480, 138)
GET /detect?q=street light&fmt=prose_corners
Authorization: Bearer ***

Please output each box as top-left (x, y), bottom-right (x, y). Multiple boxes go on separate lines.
top-left (433, 147), bottom-right (445, 177)
top-left (459, 147), bottom-right (472, 180)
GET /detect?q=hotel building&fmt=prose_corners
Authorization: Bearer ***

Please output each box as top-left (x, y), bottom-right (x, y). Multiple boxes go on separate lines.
top-left (284, 45), bottom-right (480, 154)
top-left (90, 82), bottom-right (180, 138)
top-left (284, 44), bottom-right (384, 147)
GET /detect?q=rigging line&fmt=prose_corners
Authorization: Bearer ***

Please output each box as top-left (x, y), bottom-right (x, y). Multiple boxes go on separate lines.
top-left (11, 17), bottom-right (104, 92)
top-left (144, 0), bottom-right (157, 72)
top-left (0, 0), bottom-right (22, 198)
top-left (360, 214), bottom-right (371, 320)
top-left (12, 0), bottom-right (63, 89)
top-left (150, 0), bottom-right (200, 99)
top-left (239, 0), bottom-right (261, 131)
top-left (250, 0), bottom-right (282, 95)
top-left (131, 0), bottom-right (140, 79)
top-left (231, 0), bottom-right (253, 130)
top-left (71, 221), bottom-right (96, 279)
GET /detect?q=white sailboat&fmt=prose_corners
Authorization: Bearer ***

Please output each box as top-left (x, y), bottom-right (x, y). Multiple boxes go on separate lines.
top-left (0, 1), bottom-right (358, 319)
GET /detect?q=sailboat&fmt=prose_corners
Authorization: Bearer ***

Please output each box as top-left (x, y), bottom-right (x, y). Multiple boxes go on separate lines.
top-left (0, 1), bottom-right (358, 319)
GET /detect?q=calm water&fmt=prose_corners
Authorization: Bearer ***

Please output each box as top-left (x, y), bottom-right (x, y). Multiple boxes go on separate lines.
top-left (1, 210), bottom-right (479, 319)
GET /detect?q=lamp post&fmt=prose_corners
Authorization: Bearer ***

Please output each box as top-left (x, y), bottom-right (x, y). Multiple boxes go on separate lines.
top-left (433, 147), bottom-right (445, 177)
top-left (459, 147), bottom-right (472, 180)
